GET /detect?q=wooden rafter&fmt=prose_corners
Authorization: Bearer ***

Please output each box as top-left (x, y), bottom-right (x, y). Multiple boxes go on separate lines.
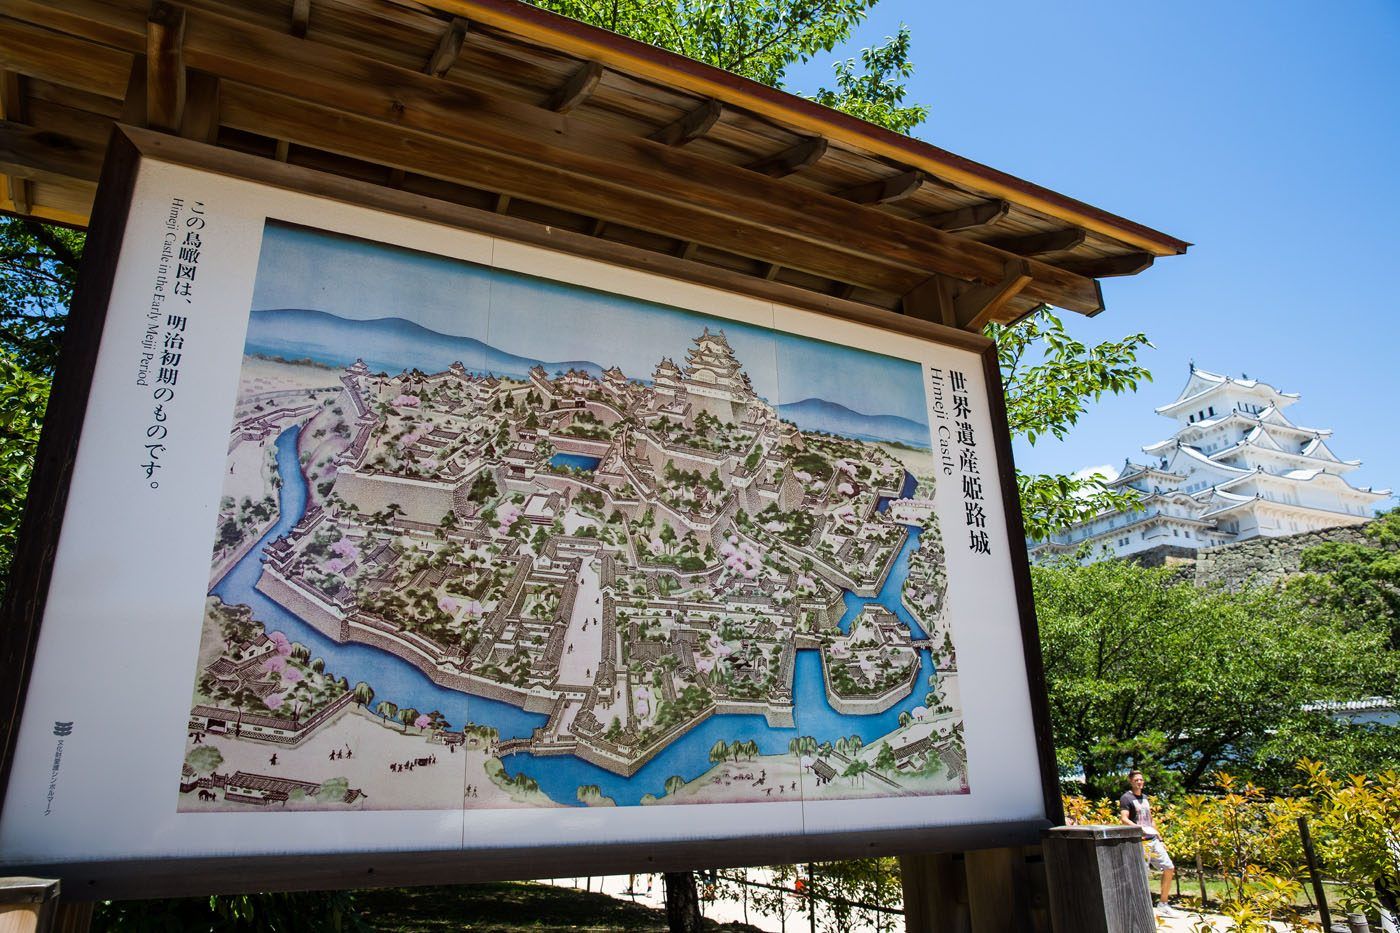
top-left (838, 169), bottom-right (924, 206)
top-left (745, 136), bottom-right (827, 178)
top-left (648, 98), bottom-right (721, 146)
top-left (1058, 252), bottom-right (1154, 278)
top-left (984, 227), bottom-right (1086, 258)
top-left (425, 17), bottom-right (469, 78)
top-left (545, 60), bottom-right (602, 114)
top-left (0, 0), bottom-right (1111, 317)
top-left (146, 2), bottom-right (186, 132)
top-left (921, 199), bottom-right (1009, 232)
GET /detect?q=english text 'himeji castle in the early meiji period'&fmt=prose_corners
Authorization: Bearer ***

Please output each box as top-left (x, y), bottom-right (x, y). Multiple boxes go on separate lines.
top-left (1030, 365), bottom-right (1391, 563)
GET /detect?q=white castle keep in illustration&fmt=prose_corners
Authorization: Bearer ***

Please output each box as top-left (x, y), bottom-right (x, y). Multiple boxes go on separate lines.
top-left (1030, 365), bottom-right (1390, 562)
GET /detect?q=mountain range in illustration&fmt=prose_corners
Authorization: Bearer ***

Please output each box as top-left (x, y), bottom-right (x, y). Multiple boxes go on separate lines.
top-left (245, 308), bottom-right (929, 447)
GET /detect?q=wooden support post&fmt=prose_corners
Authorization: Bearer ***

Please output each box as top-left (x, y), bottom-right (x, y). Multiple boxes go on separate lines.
top-left (965, 846), bottom-right (1034, 933)
top-left (0, 877), bottom-right (59, 933)
top-left (953, 259), bottom-right (1032, 331)
top-left (1041, 825), bottom-right (1154, 933)
top-left (900, 853), bottom-right (969, 933)
top-left (0, 72), bottom-right (28, 215)
top-left (146, 2), bottom-right (186, 132)
top-left (179, 70), bottom-right (220, 144)
top-left (290, 0), bottom-right (311, 38)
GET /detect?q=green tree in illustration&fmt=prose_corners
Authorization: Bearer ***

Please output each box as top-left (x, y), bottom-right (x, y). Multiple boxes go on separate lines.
top-left (709, 739), bottom-right (730, 764)
top-left (352, 681), bottom-right (375, 707)
top-left (374, 700), bottom-right (398, 723)
top-left (873, 742), bottom-right (896, 773)
top-left (664, 774), bottom-right (686, 797)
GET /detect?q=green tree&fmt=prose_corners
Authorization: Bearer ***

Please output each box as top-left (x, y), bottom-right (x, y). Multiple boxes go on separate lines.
top-left (0, 217), bottom-right (82, 373)
top-left (1035, 558), bottom-right (1397, 797)
top-left (0, 349), bottom-right (49, 593)
top-left (709, 739), bottom-right (730, 764)
top-left (664, 773), bottom-right (686, 796)
top-left (986, 309), bottom-right (1153, 540)
top-left (352, 681), bottom-right (375, 707)
top-left (185, 745), bottom-right (224, 775)
top-left (1293, 508), bottom-right (1400, 649)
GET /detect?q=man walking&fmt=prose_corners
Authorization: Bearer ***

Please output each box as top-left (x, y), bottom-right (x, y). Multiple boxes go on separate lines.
top-left (1120, 770), bottom-right (1179, 917)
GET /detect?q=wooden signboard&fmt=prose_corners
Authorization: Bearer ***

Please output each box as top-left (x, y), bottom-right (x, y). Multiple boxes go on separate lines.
top-left (0, 129), bottom-right (1057, 898)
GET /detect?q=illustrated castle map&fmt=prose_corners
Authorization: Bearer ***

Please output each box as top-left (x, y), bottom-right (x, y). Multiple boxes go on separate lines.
top-left (180, 223), bottom-right (965, 812)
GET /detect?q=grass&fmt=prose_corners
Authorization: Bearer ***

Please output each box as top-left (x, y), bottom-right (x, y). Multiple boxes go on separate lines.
top-left (354, 882), bottom-right (767, 932)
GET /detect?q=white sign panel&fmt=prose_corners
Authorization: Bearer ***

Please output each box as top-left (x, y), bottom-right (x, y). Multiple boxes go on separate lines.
top-left (0, 155), bottom-right (1050, 886)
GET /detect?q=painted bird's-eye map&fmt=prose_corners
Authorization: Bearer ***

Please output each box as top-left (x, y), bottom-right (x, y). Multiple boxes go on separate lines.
top-left (180, 222), bottom-right (965, 813)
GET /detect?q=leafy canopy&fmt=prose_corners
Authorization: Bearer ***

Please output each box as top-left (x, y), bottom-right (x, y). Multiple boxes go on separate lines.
top-left (987, 308), bottom-right (1153, 541)
top-left (1293, 508), bottom-right (1400, 649)
top-left (1035, 558), bottom-right (1398, 799)
top-left (0, 218), bottom-right (82, 375)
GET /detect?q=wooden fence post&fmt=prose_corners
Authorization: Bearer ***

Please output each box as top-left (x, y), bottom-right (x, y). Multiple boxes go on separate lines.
top-left (900, 853), bottom-right (968, 933)
top-left (1041, 825), bottom-right (1154, 933)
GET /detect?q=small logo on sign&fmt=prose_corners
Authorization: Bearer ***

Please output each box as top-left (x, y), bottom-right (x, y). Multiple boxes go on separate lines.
top-left (53, 721), bottom-right (74, 737)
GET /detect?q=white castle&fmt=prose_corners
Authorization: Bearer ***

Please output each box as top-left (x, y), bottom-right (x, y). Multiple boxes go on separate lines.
top-left (1030, 365), bottom-right (1391, 562)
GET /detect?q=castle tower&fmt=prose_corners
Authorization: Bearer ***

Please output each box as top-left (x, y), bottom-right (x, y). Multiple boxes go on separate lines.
top-left (1030, 365), bottom-right (1390, 562)
top-left (679, 327), bottom-right (757, 423)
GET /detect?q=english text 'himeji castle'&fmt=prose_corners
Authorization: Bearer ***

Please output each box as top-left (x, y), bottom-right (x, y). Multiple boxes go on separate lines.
top-left (1030, 366), bottom-right (1391, 563)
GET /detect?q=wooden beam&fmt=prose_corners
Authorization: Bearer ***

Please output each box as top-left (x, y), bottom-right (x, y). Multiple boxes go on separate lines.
top-left (145, 1), bottom-right (185, 132)
top-left (676, 240), bottom-right (698, 261)
top-left (921, 199), bottom-right (1009, 232)
top-left (745, 135), bottom-right (827, 178)
top-left (545, 60), bottom-right (602, 114)
top-left (493, 191), bottom-right (510, 213)
top-left (425, 17), bottom-right (469, 78)
top-left (274, 138), bottom-right (290, 162)
top-left (1, 71), bottom-right (29, 215)
top-left (0, 120), bottom-right (104, 184)
top-left (984, 227), bottom-right (1085, 257)
top-left (762, 263), bottom-right (780, 280)
top-left (838, 169), bottom-right (924, 205)
top-left (954, 259), bottom-right (1033, 331)
top-left (0, 0), bottom-right (1104, 312)
top-left (290, 0), bottom-right (310, 38)
top-left (1057, 252), bottom-right (1154, 278)
top-left (0, 15), bottom-right (133, 100)
top-left (648, 98), bottom-right (721, 146)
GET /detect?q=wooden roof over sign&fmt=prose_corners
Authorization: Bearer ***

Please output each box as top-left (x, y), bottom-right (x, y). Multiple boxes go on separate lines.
top-left (0, 0), bottom-right (1188, 329)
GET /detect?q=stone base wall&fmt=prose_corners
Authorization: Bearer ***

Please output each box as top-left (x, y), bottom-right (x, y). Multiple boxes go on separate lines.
top-left (1194, 523), bottom-right (1375, 590)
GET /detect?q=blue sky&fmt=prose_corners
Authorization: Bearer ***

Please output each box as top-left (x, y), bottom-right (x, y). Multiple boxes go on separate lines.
top-left (784, 0), bottom-right (1399, 498)
top-left (251, 223), bottom-right (928, 425)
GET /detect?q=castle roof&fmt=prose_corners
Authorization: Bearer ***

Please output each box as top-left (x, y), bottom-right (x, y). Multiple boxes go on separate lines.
top-left (1156, 365), bottom-right (1300, 416)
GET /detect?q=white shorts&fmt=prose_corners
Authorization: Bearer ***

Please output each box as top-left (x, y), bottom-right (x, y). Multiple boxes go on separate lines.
top-left (1144, 836), bottom-right (1174, 871)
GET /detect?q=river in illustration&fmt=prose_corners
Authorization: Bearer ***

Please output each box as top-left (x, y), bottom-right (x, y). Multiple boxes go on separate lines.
top-left (213, 425), bottom-right (942, 806)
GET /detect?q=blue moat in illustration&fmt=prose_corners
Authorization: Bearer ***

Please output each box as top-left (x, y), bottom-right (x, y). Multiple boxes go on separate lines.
top-left (548, 452), bottom-right (602, 472)
top-left (213, 426), bottom-right (939, 806)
